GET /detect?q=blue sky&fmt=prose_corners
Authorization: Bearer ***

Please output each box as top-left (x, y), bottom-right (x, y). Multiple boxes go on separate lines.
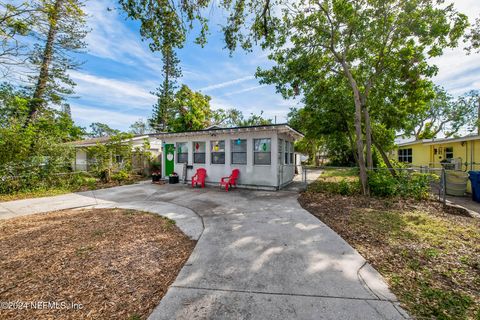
top-left (68, 0), bottom-right (480, 131)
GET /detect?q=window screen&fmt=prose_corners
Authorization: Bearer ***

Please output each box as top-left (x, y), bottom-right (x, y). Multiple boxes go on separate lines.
top-left (231, 139), bottom-right (247, 164)
top-left (193, 141), bottom-right (206, 164)
top-left (285, 141), bottom-right (290, 164)
top-left (177, 142), bottom-right (188, 163)
top-left (254, 138), bottom-right (271, 165)
top-left (278, 139), bottom-right (283, 163)
top-left (211, 140), bottom-right (225, 164)
top-left (290, 142), bottom-right (294, 164)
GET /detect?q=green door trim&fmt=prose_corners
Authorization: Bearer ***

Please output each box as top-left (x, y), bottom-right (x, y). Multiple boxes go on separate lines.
top-left (164, 144), bottom-right (174, 177)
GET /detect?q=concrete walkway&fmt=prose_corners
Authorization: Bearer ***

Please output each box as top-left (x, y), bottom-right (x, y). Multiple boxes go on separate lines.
top-left (0, 183), bottom-right (409, 319)
top-left (0, 183), bottom-right (203, 240)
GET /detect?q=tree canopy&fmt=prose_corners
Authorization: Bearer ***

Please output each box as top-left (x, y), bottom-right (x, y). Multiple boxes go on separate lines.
top-left (253, 0), bottom-right (468, 194)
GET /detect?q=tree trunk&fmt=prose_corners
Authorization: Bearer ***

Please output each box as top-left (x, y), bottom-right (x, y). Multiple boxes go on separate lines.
top-left (26, 0), bottom-right (64, 123)
top-left (372, 139), bottom-right (397, 177)
top-left (364, 106), bottom-right (373, 169)
top-left (341, 62), bottom-right (368, 195)
top-left (346, 128), bottom-right (358, 164)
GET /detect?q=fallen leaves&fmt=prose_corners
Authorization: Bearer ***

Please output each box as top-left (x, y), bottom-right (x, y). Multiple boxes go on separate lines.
top-left (0, 208), bottom-right (195, 319)
top-left (299, 191), bottom-right (480, 320)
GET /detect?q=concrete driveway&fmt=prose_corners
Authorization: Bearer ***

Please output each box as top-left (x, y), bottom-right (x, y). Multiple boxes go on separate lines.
top-left (0, 182), bottom-right (408, 319)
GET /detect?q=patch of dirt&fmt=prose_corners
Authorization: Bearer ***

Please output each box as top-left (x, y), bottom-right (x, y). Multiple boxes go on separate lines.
top-left (0, 208), bottom-right (195, 320)
top-left (299, 191), bottom-right (480, 319)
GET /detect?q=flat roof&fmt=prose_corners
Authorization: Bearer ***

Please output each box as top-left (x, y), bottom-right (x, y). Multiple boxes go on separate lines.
top-left (70, 135), bottom-right (149, 147)
top-left (397, 134), bottom-right (480, 147)
top-left (149, 124), bottom-right (304, 140)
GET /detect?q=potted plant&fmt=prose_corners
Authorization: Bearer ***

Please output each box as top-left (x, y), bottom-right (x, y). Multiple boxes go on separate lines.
top-left (169, 172), bottom-right (179, 184)
top-left (151, 170), bottom-right (161, 182)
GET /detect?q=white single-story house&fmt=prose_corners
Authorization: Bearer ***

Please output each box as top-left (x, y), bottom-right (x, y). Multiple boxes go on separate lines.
top-left (72, 135), bottom-right (162, 172)
top-left (151, 124), bottom-right (304, 190)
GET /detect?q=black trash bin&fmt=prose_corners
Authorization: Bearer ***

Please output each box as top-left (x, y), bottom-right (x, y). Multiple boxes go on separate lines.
top-left (169, 175), bottom-right (179, 184)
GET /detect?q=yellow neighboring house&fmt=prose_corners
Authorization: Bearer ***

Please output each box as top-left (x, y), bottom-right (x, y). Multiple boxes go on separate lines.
top-left (392, 134), bottom-right (480, 171)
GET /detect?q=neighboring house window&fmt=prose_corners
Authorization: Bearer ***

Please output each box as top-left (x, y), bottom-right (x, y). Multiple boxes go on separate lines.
top-left (211, 140), bottom-right (225, 164)
top-left (193, 141), bottom-right (206, 164)
top-left (290, 142), bottom-right (294, 164)
top-left (177, 142), bottom-right (188, 163)
top-left (254, 138), bottom-right (271, 165)
top-left (115, 155), bottom-right (123, 163)
top-left (445, 147), bottom-right (454, 160)
top-left (398, 148), bottom-right (412, 163)
top-left (285, 141), bottom-right (289, 164)
top-left (231, 139), bottom-right (247, 164)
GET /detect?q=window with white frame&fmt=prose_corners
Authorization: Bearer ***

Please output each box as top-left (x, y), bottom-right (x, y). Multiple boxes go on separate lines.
top-left (231, 139), bottom-right (247, 164)
top-left (211, 140), bottom-right (225, 164)
top-left (193, 141), bottom-right (206, 164)
top-left (177, 142), bottom-right (188, 163)
top-left (398, 148), bottom-right (412, 163)
top-left (254, 138), bottom-right (271, 165)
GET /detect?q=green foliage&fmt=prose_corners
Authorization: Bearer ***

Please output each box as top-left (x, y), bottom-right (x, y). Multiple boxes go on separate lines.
top-left (0, 84), bottom-right (84, 194)
top-left (0, 2), bottom-right (37, 77)
top-left (403, 86), bottom-right (480, 139)
top-left (89, 122), bottom-right (120, 138)
top-left (129, 119), bottom-right (149, 135)
top-left (309, 169), bottom-right (434, 199)
top-left (169, 85), bottom-right (212, 131)
top-left (368, 170), bottom-right (435, 199)
top-left (27, 0), bottom-right (88, 114)
top-left (87, 133), bottom-right (134, 182)
top-left (212, 108), bottom-right (272, 127)
top-left (254, 0), bottom-right (468, 193)
top-left (308, 171), bottom-right (360, 196)
top-left (111, 170), bottom-right (130, 182)
top-left (465, 17), bottom-right (480, 54)
top-left (0, 170), bottom-right (91, 195)
top-left (367, 170), bottom-right (399, 197)
top-left (149, 46), bottom-right (182, 132)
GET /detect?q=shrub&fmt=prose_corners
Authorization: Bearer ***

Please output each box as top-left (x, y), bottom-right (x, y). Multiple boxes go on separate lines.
top-left (368, 170), bottom-right (434, 199)
top-left (368, 170), bottom-right (398, 197)
top-left (111, 170), bottom-right (130, 182)
top-left (308, 178), bottom-right (359, 195)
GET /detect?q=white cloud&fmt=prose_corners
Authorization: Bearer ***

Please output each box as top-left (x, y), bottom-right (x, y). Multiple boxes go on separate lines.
top-left (223, 85), bottom-right (267, 96)
top-left (83, 0), bottom-right (164, 75)
top-left (71, 104), bottom-right (143, 129)
top-left (199, 76), bottom-right (255, 91)
top-left (429, 0), bottom-right (480, 95)
top-left (70, 71), bottom-right (156, 110)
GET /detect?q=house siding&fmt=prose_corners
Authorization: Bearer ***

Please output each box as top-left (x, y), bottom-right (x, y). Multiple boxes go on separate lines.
top-left (159, 129), bottom-right (297, 189)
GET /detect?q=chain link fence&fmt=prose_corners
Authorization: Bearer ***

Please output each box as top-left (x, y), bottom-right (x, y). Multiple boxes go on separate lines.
top-left (300, 165), bottom-right (454, 203)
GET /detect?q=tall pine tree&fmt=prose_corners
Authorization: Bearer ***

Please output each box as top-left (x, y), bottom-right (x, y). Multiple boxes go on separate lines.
top-left (149, 45), bottom-right (181, 132)
top-left (26, 0), bottom-right (87, 124)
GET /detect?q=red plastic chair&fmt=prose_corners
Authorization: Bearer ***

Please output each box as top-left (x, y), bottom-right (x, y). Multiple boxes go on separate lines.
top-left (192, 168), bottom-right (207, 188)
top-left (220, 169), bottom-right (239, 192)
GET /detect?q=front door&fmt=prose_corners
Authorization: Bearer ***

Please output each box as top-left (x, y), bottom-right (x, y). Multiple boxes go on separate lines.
top-left (164, 144), bottom-right (175, 176)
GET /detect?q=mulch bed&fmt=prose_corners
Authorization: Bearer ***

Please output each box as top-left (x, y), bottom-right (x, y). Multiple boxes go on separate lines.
top-left (299, 191), bottom-right (480, 319)
top-left (0, 208), bottom-right (195, 320)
